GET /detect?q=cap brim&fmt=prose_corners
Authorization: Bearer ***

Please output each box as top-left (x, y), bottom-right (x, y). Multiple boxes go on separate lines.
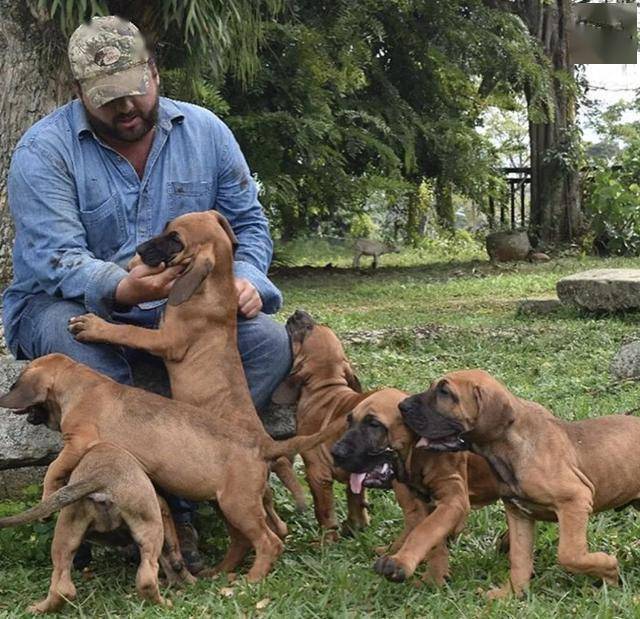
top-left (82, 63), bottom-right (150, 108)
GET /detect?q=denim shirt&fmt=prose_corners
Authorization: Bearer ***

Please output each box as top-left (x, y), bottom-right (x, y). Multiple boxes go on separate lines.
top-left (3, 97), bottom-right (282, 356)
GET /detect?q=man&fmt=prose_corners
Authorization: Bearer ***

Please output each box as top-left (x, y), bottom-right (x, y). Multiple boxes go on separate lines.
top-left (2, 16), bottom-right (292, 573)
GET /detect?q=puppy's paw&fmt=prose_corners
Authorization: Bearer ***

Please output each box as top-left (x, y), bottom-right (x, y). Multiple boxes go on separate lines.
top-left (68, 314), bottom-right (110, 342)
top-left (158, 596), bottom-right (173, 608)
top-left (318, 528), bottom-right (340, 545)
top-left (421, 565), bottom-right (449, 587)
top-left (374, 544), bottom-right (390, 556)
top-left (486, 584), bottom-right (515, 600)
top-left (374, 555), bottom-right (408, 582)
top-left (27, 599), bottom-right (59, 614)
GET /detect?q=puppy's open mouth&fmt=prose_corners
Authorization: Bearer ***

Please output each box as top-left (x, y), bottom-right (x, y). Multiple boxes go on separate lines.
top-left (415, 435), bottom-right (469, 452)
top-left (349, 460), bottom-right (396, 494)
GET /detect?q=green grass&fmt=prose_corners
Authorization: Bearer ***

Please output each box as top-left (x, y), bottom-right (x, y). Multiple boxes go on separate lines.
top-left (3, 250), bottom-right (640, 617)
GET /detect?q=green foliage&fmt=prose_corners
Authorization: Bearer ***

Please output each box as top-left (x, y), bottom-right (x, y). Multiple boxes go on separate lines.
top-left (349, 213), bottom-right (376, 239)
top-left (584, 147), bottom-right (640, 256)
top-left (0, 486), bottom-right (55, 565)
top-left (161, 69), bottom-right (230, 116)
top-left (34, 0), bottom-right (283, 89)
top-left (580, 96), bottom-right (640, 256)
top-left (276, 229), bottom-right (485, 268)
top-left (222, 0), bottom-right (548, 239)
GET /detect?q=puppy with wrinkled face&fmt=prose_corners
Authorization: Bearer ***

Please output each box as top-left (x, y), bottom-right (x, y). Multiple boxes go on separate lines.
top-left (400, 369), bottom-right (640, 598)
top-left (332, 389), bottom-right (500, 586)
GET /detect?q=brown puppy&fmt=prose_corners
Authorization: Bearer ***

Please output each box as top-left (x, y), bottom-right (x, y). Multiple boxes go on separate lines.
top-left (0, 442), bottom-right (194, 614)
top-left (68, 210), bottom-right (305, 516)
top-left (272, 310), bottom-right (376, 540)
top-left (332, 389), bottom-right (500, 585)
top-left (399, 369), bottom-right (640, 597)
top-left (0, 354), bottom-right (340, 582)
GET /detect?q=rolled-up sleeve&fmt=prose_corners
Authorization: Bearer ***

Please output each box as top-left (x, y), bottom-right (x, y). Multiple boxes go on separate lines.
top-left (8, 144), bottom-right (127, 317)
top-left (213, 123), bottom-right (282, 314)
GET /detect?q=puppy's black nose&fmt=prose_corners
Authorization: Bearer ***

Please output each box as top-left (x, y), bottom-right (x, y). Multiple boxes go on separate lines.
top-left (399, 396), bottom-right (418, 414)
top-left (330, 441), bottom-right (349, 461)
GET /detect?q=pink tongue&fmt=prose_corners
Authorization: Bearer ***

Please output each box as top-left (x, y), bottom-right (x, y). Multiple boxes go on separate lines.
top-left (350, 473), bottom-right (366, 494)
top-left (416, 437), bottom-right (430, 448)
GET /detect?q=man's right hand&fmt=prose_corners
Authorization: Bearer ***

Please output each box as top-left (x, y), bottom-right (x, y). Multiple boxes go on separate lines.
top-left (115, 262), bottom-right (183, 306)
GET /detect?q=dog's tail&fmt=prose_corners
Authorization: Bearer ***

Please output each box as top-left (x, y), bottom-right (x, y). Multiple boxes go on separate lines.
top-left (262, 417), bottom-right (347, 460)
top-left (0, 480), bottom-right (100, 528)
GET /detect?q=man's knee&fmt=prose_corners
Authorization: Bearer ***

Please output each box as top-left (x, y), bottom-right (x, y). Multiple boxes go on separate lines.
top-left (17, 295), bottom-right (132, 385)
top-left (237, 313), bottom-right (292, 410)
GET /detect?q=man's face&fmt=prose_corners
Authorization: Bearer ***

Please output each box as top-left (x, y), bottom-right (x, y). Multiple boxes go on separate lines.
top-left (79, 65), bottom-right (160, 143)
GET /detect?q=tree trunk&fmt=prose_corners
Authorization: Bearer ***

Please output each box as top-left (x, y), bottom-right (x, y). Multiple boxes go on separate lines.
top-left (520, 0), bottom-right (581, 246)
top-left (0, 1), bottom-right (70, 284)
top-left (435, 177), bottom-right (454, 231)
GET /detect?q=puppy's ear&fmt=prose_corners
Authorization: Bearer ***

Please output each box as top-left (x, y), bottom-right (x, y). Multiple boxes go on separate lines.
top-left (472, 383), bottom-right (514, 441)
top-left (387, 417), bottom-right (413, 451)
top-left (214, 212), bottom-right (238, 253)
top-left (344, 364), bottom-right (362, 393)
top-left (0, 375), bottom-right (46, 410)
top-left (127, 253), bottom-right (144, 272)
top-left (271, 374), bottom-right (302, 406)
top-left (168, 252), bottom-right (214, 306)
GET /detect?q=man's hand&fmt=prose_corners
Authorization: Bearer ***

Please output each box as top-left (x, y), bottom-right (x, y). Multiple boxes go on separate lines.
top-left (235, 278), bottom-right (262, 318)
top-left (115, 262), bottom-right (183, 306)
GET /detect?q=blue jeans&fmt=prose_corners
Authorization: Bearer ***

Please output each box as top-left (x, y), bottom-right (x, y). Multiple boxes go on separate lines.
top-left (16, 293), bottom-right (292, 523)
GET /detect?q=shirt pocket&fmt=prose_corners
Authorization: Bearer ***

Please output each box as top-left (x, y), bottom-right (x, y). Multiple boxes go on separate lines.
top-left (79, 193), bottom-right (126, 260)
top-left (168, 181), bottom-right (214, 219)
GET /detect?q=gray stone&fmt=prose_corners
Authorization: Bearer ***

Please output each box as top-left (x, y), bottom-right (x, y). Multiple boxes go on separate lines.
top-left (611, 340), bottom-right (640, 380)
top-left (516, 298), bottom-right (562, 316)
top-left (486, 230), bottom-right (532, 262)
top-left (557, 269), bottom-right (640, 312)
top-left (0, 466), bottom-right (47, 499)
top-left (0, 357), bottom-right (62, 470)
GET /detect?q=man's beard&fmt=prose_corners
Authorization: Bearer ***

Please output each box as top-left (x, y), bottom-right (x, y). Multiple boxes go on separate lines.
top-left (85, 97), bottom-right (159, 143)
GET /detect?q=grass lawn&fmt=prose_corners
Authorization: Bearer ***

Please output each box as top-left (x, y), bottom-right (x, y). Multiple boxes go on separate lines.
top-left (2, 246), bottom-right (640, 617)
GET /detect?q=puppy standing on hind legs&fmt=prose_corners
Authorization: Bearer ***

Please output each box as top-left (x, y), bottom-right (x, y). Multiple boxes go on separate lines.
top-left (0, 442), bottom-right (194, 614)
top-left (68, 211), bottom-right (304, 532)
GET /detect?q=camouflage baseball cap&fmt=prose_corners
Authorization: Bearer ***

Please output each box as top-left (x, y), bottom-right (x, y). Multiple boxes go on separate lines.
top-left (68, 16), bottom-right (150, 108)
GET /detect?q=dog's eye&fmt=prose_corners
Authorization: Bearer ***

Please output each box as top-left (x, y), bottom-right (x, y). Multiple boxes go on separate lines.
top-left (346, 412), bottom-right (354, 426)
top-left (438, 384), bottom-right (450, 398)
top-left (368, 417), bottom-right (384, 429)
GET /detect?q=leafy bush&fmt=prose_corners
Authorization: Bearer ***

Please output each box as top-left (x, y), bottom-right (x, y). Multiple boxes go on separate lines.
top-left (583, 138), bottom-right (640, 256)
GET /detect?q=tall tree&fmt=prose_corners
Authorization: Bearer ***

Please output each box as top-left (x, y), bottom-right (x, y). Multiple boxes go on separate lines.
top-left (486, 0), bottom-right (582, 244)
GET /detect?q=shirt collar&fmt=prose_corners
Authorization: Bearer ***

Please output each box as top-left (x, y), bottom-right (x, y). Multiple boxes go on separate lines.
top-left (73, 97), bottom-right (185, 139)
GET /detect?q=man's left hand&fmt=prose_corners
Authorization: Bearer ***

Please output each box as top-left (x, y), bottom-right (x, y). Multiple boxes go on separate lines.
top-left (235, 278), bottom-right (262, 318)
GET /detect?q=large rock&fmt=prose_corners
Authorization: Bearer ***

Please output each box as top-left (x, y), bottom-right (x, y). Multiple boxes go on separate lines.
top-left (0, 357), bottom-right (62, 470)
top-left (486, 230), bottom-right (532, 262)
top-left (557, 269), bottom-right (640, 312)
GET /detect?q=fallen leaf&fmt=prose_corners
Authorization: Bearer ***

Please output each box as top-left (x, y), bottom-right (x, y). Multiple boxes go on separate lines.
top-left (256, 598), bottom-right (271, 610)
top-left (220, 587), bottom-right (235, 598)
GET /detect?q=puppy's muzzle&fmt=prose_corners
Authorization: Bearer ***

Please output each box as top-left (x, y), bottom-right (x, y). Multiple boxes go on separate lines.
top-left (399, 395), bottom-right (470, 452)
